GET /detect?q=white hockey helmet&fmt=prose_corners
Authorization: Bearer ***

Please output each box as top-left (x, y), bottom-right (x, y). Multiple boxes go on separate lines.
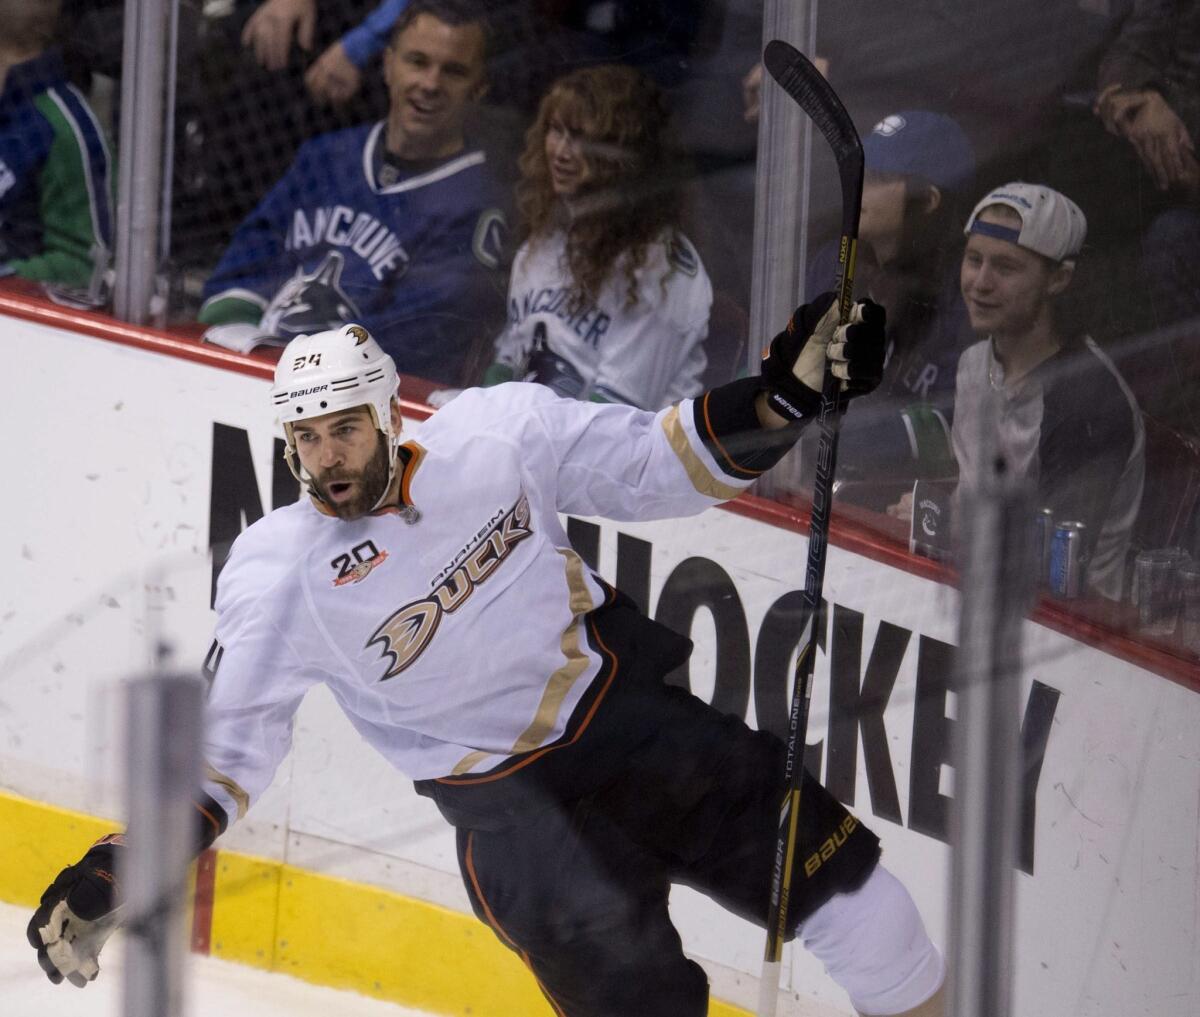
top-left (271, 324), bottom-right (401, 504)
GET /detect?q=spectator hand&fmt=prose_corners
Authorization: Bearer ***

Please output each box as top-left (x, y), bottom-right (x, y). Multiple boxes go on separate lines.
top-left (1097, 88), bottom-right (1199, 192)
top-left (305, 41), bottom-right (363, 106)
top-left (760, 293), bottom-right (886, 422)
top-left (242, 0), bottom-right (317, 72)
top-left (742, 63), bottom-right (762, 123)
top-left (886, 490), bottom-right (914, 524)
top-left (744, 57), bottom-right (829, 124)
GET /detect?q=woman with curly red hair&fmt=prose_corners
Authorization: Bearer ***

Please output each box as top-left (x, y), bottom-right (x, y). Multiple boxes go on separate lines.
top-left (484, 64), bottom-right (712, 409)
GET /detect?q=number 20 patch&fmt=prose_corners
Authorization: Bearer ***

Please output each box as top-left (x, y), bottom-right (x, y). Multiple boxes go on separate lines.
top-left (332, 540), bottom-right (389, 587)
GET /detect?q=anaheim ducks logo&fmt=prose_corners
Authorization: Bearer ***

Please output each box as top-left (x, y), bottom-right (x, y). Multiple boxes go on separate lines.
top-left (368, 497), bottom-right (532, 680)
top-left (347, 324), bottom-right (370, 345)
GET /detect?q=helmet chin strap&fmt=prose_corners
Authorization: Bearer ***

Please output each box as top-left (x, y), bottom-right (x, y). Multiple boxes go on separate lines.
top-left (282, 444), bottom-right (334, 508)
top-left (368, 399), bottom-right (403, 512)
top-left (369, 433), bottom-right (404, 512)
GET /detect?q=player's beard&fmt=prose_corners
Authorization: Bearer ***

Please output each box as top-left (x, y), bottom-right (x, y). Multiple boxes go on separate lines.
top-left (314, 439), bottom-right (392, 520)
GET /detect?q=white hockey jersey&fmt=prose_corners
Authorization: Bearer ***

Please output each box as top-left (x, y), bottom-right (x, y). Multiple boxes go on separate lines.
top-left (200, 382), bottom-right (753, 826)
top-left (492, 229), bottom-right (712, 410)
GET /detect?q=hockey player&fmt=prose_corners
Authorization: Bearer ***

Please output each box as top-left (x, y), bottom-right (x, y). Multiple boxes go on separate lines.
top-left (28, 302), bottom-right (948, 1016)
top-left (198, 0), bottom-right (509, 387)
top-left (484, 64), bottom-right (711, 409)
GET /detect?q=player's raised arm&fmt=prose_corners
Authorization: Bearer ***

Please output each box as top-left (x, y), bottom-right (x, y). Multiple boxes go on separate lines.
top-left (519, 291), bottom-right (885, 521)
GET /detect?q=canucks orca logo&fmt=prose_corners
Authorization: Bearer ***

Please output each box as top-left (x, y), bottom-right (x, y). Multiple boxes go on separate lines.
top-left (666, 235), bottom-right (698, 277)
top-left (472, 208), bottom-right (507, 270)
top-left (261, 251), bottom-right (362, 339)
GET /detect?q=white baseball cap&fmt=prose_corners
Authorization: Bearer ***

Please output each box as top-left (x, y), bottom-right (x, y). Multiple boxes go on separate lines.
top-left (964, 182), bottom-right (1087, 263)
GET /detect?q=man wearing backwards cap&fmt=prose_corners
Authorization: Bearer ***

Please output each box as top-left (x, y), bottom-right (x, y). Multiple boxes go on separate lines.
top-left (806, 111), bottom-right (975, 505)
top-left (952, 182), bottom-right (1145, 599)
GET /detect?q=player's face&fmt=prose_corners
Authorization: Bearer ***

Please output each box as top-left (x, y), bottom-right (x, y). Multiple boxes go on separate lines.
top-left (383, 14), bottom-right (487, 159)
top-left (960, 208), bottom-right (1067, 339)
top-left (292, 406), bottom-right (391, 520)
top-left (544, 115), bottom-right (592, 197)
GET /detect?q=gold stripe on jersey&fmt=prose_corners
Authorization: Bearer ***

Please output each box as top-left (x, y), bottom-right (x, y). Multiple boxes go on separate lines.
top-left (510, 549), bottom-right (594, 753)
top-left (450, 748), bottom-right (491, 775)
top-left (449, 548), bottom-right (595, 776)
top-left (662, 405), bottom-right (746, 501)
top-left (205, 763), bottom-right (250, 819)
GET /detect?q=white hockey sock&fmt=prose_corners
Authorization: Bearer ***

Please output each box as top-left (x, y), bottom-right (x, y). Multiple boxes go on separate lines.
top-left (798, 863), bottom-right (944, 1015)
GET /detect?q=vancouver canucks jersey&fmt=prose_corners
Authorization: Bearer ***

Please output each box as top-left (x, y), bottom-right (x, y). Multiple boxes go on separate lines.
top-left (492, 229), bottom-right (711, 409)
top-left (199, 122), bottom-right (508, 385)
top-left (199, 382), bottom-right (756, 829)
top-left (0, 50), bottom-right (113, 287)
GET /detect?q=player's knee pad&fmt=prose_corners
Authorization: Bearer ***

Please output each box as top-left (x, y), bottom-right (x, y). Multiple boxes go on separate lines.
top-left (797, 862), bottom-right (944, 1015)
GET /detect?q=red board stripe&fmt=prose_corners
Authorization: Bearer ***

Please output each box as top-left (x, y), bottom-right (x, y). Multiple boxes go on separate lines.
top-left (191, 848), bottom-right (218, 955)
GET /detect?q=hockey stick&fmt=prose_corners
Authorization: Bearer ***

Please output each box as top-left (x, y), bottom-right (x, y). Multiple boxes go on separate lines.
top-left (756, 39), bottom-right (864, 1017)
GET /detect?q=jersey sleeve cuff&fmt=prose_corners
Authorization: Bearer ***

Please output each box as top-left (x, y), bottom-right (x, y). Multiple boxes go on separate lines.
top-left (340, 25), bottom-right (375, 68)
top-left (198, 291), bottom-right (267, 326)
top-left (693, 375), bottom-right (805, 478)
top-left (193, 793), bottom-right (230, 851)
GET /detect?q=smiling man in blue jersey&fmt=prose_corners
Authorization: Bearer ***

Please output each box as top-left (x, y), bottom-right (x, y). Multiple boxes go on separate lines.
top-left (0, 0), bottom-right (114, 289)
top-left (199, 0), bottom-right (508, 387)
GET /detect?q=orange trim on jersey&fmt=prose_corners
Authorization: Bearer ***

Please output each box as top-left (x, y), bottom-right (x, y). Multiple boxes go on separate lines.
top-left (310, 494), bottom-right (337, 517)
top-left (434, 606), bottom-right (620, 787)
top-left (399, 440), bottom-right (425, 507)
top-left (194, 801), bottom-right (222, 839)
top-left (365, 441), bottom-right (426, 520)
top-left (701, 392), bottom-right (767, 476)
top-left (464, 833), bottom-right (568, 1017)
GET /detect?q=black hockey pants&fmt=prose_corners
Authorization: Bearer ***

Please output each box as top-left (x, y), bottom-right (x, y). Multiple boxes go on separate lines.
top-left (440, 606), bottom-right (880, 1017)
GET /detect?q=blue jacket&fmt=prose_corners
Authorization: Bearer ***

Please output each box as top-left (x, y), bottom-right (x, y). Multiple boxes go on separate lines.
top-left (200, 121), bottom-right (509, 386)
top-left (0, 50), bottom-right (114, 286)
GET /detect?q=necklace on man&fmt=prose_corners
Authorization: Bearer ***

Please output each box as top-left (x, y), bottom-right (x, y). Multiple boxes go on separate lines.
top-left (988, 339), bottom-right (1006, 392)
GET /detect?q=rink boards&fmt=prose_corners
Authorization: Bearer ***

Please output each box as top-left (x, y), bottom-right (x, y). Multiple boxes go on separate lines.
top-left (0, 302), bottom-right (1197, 1017)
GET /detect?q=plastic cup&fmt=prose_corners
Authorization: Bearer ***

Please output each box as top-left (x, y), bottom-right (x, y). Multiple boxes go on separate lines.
top-left (1132, 548), bottom-right (1189, 636)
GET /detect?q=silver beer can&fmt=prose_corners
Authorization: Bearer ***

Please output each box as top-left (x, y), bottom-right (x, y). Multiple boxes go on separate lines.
top-left (1033, 507), bottom-right (1054, 583)
top-left (1049, 521), bottom-right (1086, 599)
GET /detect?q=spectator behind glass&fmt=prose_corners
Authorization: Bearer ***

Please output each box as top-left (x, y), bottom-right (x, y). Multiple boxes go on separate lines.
top-left (805, 111), bottom-right (975, 508)
top-left (482, 64), bottom-right (711, 410)
top-left (1094, 0), bottom-right (1200, 433)
top-left (199, 0), bottom-right (509, 387)
top-left (951, 183), bottom-right (1145, 601)
top-left (242, 0), bottom-right (409, 107)
top-left (0, 0), bottom-right (113, 290)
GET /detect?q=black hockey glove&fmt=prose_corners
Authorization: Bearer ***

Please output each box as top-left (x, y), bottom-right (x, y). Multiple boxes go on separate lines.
top-left (761, 292), bottom-right (886, 421)
top-left (27, 834), bottom-right (124, 986)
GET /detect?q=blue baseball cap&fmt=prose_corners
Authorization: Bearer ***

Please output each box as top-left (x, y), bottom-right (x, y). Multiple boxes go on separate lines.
top-left (863, 111), bottom-right (976, 193)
